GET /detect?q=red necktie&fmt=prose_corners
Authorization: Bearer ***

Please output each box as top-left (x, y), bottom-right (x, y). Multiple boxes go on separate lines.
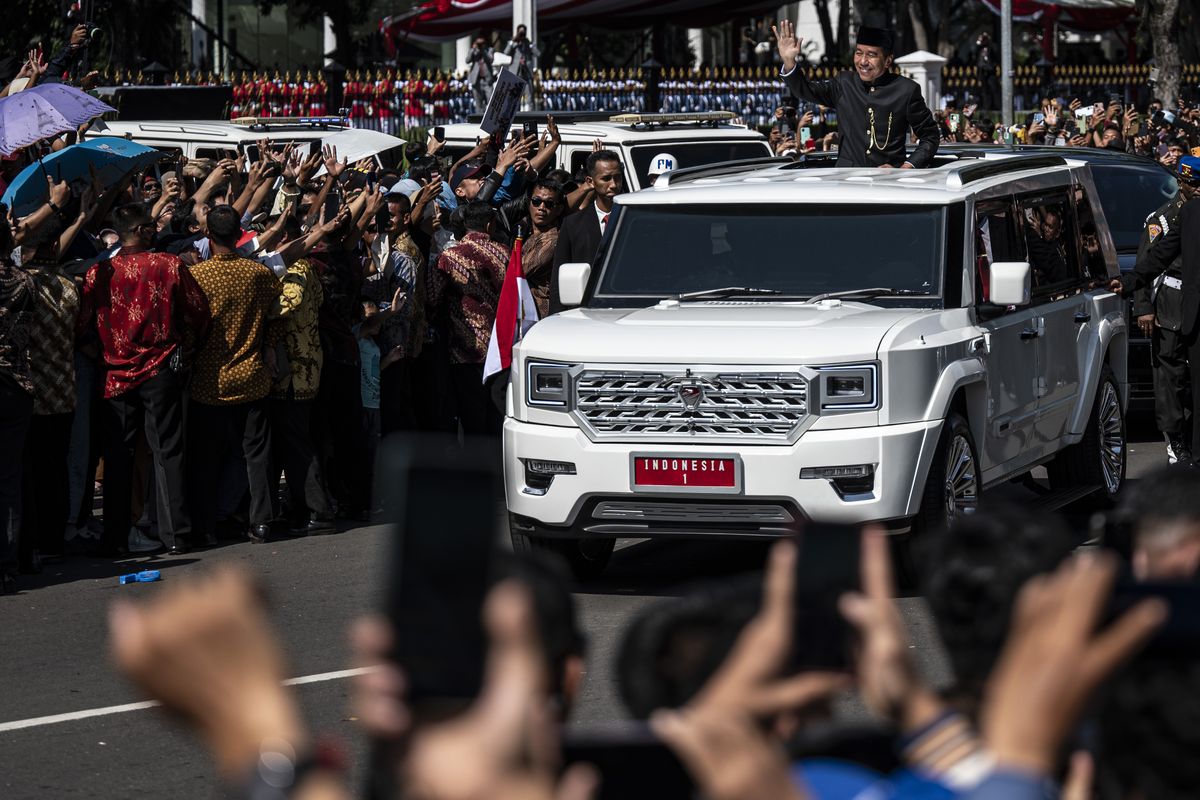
top-left (602, 214), bottom-right (609, 232)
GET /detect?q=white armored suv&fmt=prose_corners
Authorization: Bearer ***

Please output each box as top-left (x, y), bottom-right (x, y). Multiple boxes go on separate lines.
top-left (504, 153), bottom-right (1129, 578)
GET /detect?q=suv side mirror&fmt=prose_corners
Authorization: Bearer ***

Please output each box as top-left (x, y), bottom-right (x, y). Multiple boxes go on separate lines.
top-left (989, 262), bottom-right (1031, 307)
top-left (558, 263), bottom-right (592, 307)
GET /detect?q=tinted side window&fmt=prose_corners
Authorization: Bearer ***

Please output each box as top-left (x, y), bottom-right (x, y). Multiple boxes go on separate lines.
top-left (1017, 192), bottom-right (1083, 298)
top-left (1072, 185), bottom-right (1107, 280)
top-left (973, 198), bottom-right (1020, 305)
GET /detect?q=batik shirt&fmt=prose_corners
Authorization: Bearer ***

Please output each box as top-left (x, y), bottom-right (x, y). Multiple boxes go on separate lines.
top-left (522, 225), bottom-right (559, 319)
top-left (428, 231), bottom-right (508, 364)
top-left (188, 253), bottom-right (283, 405)
top-left (0, 260), bottom-right (34, 395)
top-left (77, 249), bottom-right (211, 399)
top-left (24, 261), bottom-right (79, 415)
top-left (269, 258), bottom-right (324, 401)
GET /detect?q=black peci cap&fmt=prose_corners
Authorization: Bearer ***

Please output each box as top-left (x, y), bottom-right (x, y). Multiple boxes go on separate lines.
top-left (856, 26), bottom-right (895, 53)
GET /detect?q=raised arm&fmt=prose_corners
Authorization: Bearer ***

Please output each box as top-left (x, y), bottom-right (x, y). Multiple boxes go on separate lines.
top-left (773, 20), bottom-right (839, 108)
top-left (1122, 205), bottom-right (1185, 296)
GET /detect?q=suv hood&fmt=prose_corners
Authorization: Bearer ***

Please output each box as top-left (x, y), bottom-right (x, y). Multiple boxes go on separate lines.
top-left (518, 304), bottom-right (925, 365)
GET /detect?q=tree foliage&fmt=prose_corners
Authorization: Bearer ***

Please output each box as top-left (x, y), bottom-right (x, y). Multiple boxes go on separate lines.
top-left (1, 0), bottom-right (182, 75)
top-left (257, 0), bottom-right (375, 66)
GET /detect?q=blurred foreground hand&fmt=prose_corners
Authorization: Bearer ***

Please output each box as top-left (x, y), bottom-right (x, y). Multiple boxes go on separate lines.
top-left (109, 567), bottom-right (345, 800)
top-left (352, 583), bottom-right (597, 800)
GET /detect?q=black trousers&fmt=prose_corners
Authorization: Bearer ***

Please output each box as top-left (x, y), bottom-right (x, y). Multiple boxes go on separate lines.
top-left (451, 363), bottom-right (502, 437)
top-left (20, 412), bottom-right (73, 560)
top-left (314, 359), bottom-right (369, 513)
top-left (0, 383), bottom-right (32, 573)
top-left (1153, 325), bottom-right (1191, 437)
top-left (189, 398), bottom-right (273, 538)
top-left (380, 357), bottom-right (416, 434)
top-left (103, 369), bottom-right (190, 550)
top-left (1183, 326), bottom-right (1200, 456)
top-left (269, 395), bottom-right (332, 523)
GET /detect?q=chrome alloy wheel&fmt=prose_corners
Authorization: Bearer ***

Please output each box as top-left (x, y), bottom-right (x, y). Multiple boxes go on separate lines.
top-left (1098, 381), bottom-right (1125, 495)
top-left (944, 434), bottom-right (979, 518)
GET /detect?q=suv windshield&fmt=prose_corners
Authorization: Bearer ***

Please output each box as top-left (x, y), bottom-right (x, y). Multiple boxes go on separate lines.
top-left (629, 142), bottom-right (772, 188)
top-left (594, 205), bottom-right (946, 305)
top-left (1089, 164), bottom-right (1177, 252)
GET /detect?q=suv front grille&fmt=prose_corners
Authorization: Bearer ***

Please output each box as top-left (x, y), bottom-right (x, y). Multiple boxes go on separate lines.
top-left (573, 370), bottom-right (810, 442)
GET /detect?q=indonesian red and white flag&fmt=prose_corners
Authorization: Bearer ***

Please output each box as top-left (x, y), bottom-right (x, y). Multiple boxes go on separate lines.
top-left (483, 236), bottom-right (540, 383)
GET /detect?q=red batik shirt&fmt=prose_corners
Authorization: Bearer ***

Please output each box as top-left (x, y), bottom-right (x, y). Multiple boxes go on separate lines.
top-left (77, 248), bottom-right (212, 399)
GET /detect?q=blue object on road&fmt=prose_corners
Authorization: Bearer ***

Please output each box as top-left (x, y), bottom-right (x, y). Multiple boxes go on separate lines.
top-left (1, 137), bottom-right (161, 216)
top-left (119, 570), bottom-right (162, 585)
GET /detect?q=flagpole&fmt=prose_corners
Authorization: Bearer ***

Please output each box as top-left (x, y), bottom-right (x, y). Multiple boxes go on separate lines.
top-left (514, 233), bottom-right (526, 341)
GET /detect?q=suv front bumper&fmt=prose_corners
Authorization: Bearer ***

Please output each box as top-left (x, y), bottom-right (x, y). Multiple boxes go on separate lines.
top-left (504, 417), bottom-right (944, 538)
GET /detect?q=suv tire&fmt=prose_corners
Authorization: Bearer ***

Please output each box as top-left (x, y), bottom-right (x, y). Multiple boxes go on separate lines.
top-left (917, 411), bottom-right (981, 534)
top-left (899, 412), bottom-right (980, 583)
top-left (510, 519), bottom-right (615, 581)
top-left (1047, 365), bottom-right (1126, 503)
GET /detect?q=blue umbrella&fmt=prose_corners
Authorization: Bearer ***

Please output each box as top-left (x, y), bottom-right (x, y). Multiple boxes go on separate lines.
top-left (1, 137), bottom-right (161, 216)
top-left (0, 85), bottom-right (115, 156)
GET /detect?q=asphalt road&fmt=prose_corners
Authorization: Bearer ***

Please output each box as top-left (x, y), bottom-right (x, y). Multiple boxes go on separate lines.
top-left (0, 418), bottom-right (1167, 798)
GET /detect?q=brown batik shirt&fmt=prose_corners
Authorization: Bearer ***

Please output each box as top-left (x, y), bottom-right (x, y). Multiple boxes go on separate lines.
top-left (189, 253), bottom-right (283, 405)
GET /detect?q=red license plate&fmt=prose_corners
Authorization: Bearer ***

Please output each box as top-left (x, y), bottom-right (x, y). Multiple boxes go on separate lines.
top-left (633, 456), bottom-right (738, 489)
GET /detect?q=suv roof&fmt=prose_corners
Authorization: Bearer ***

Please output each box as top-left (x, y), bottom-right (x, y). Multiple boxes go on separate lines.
top-left (624, 153), bottom-right (1080, 206)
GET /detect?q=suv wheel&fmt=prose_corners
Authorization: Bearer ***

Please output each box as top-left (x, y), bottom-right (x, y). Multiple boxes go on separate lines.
top-left (510, 517), bottom-right (615, 580)
top-left (1047, 366), bottom-right (1126, 502)
top-left (919, 412), bottom-right (981, 530)
top-left (900, 412), bottom-right (980, 583)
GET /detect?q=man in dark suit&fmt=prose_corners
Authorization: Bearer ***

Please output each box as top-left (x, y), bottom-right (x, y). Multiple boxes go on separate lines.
top-left (549, 150), bottom-right (624, 313)
top-left (773, 20), bottom-right (939, 169)
top-left (1128, 155), bottom-right (1200, 455)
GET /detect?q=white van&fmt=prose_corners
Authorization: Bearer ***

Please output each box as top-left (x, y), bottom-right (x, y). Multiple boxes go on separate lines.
top-left (439, 111), bottom-right (774, 191)
top-left (95, 117), bottom-right (406, 172)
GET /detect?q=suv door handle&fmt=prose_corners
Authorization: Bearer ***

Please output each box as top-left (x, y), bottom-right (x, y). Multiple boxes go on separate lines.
top-left (1074, 311), bottom-right (1091, 324)
top-left (1020, 328), bottom-right (1041, 340)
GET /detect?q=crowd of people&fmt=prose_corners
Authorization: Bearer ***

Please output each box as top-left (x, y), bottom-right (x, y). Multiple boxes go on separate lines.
top-left (764, 91), bottom-right (1200, 162)
top-left (0, 34), bottom-right (628, 584)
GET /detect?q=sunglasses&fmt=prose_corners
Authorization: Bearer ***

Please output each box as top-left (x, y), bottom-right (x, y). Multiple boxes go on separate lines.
top-left (529, 197), bottom-right (559, 208)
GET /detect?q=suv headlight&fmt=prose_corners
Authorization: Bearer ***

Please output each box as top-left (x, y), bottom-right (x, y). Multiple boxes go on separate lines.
top-left (815, 364), bottom-right (879, 411)
top-left (526, 361), bottom-right (573, 409)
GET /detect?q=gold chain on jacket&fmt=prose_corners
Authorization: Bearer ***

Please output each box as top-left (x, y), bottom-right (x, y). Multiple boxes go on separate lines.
top-left (866, 107), bottom-right (893, 155)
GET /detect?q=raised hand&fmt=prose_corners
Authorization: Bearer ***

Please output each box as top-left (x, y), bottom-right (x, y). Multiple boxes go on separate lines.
top-left (47, 176), bottom-right (71, 208)
top-left (981, 552), bottom-right (1165, 775)
top-left (496, 137), bottom-right (532, 172)
top-left (295, 151), bottom-right (322, 185)
top-left (650, 541), bottom-right (846, 800)
top-left (772, 19), bottom-right (802, 70)
top-left (322, 144), bottom-right (347, 178)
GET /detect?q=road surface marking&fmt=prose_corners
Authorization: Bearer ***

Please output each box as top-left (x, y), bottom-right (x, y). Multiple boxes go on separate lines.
top-left (0, 666), bottom-right (375, 733)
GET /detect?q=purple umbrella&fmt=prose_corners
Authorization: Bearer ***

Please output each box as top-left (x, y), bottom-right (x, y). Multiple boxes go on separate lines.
top-left (26, 84), bottom-right (115, 126)
top-left (0, 84), bottom-right (114, 156)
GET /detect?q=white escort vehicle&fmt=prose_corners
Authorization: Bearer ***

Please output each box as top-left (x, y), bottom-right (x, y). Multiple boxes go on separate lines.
top-left (438, 111), bottom-right (774, 190)
top-left (503, 153), bottom-right (1129, 578)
